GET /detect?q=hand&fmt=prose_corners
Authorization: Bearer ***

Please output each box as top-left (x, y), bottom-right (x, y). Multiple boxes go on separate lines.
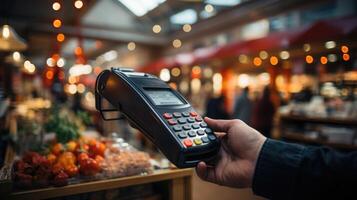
top-left (196, 117), bottom-right (266, 188)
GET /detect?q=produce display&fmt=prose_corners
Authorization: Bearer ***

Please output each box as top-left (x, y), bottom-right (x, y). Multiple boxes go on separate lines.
top-left (13, 137), bottom-right (152, 189)
top-left (9, 107), bottom-right (152, 189)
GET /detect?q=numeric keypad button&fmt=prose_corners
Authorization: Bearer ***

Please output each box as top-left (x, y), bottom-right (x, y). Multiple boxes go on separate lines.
top-left (188, 131), bottom-right (196, 137)
top-left (173, 126), bottom-right (182, 132)
top-left (201, 137), bottom-right (209, 143)
top-left (173, 112), bottom-right (182, 118)
top-left (200, 122), bottom-right (207, 128)
top-left (192, 124), bottom-right (200, 129)
top-left (178, 118), bottom-right (186, 124)
top-left (178, 132), bottom-right (187, 139)
top-left (205, 128), bottom-right (213, 134)
top-left (197, 130), bottom-right (205, 136)
top-left (182, 112), bottom-right (190, 117)
top-left (183, 125), bottom-right (191, 130)
top-left (187, 118), bottom-right (195, 123)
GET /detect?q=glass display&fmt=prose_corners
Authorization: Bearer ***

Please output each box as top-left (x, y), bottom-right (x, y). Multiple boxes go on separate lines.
top-left (145, 89), bottom-right (184, 105)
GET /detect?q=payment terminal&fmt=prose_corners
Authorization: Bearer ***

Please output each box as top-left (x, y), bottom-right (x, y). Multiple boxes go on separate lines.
top-left (95, 68), bottom-right (220, 168)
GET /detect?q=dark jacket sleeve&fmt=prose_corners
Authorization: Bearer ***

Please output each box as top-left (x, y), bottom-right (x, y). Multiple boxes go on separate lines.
top-left (252, 139), bottom-right (357, 200)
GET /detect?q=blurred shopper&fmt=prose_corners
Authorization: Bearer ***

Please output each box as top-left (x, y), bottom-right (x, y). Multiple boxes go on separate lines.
top-left (233, 87), bottom-right (252, 124)
top-left (252, 86), bottom-right (275, 138)
top-left (205, 95), bottom-right (229, 119)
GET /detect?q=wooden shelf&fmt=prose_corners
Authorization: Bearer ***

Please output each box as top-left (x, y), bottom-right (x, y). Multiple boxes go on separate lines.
top-left (7, 169), bottom-right (193, 200)
top-left (282, 133), bottom-right (357, 150)
top-left (280, 115), bottom-right (357, 126)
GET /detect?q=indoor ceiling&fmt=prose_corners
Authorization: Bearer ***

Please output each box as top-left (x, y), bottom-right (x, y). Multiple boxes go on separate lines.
top-left (0, 0), bottom-right (326, 66)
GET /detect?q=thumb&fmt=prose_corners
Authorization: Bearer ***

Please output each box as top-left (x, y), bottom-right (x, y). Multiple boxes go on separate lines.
top-left (205, 117), bottom-right (233, 133)
top-left (196, 161), bottom-right (217, 183)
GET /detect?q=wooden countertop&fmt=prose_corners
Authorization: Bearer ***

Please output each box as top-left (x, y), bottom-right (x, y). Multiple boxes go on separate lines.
top-left (8, 168), bottom-right (193, 200)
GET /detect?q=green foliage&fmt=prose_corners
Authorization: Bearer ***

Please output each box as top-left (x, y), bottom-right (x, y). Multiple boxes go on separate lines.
top-left (44, 113), bottom-right (80, 143)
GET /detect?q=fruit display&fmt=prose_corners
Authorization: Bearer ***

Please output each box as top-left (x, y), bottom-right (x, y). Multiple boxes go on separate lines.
top-left (12, 137), bottom-right (152, 189)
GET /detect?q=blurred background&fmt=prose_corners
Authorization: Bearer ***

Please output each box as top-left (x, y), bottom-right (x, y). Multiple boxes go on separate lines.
top-left (0, 0), bottom-right (356, 200)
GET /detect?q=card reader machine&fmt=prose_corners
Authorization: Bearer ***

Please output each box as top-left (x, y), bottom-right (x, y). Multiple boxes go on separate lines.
top-left (95, 68), bottom-right (220, 168)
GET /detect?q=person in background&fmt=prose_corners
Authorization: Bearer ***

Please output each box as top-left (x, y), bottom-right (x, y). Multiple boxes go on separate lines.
top-left (205, 94), bottom-right (229, 119)
top-left (233, 87), bottom-right (252, 124)
top-left (252, 86), bottom-right (275, 138)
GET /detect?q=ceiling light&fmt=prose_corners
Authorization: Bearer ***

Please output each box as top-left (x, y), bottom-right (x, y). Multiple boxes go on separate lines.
top-left (303, 43), bottom-right (311, 52)
top-left (128, 42), bottom-right (136, 51)
top-left (12, 51), bottom-right (21, 62)
top-left (103, 50), bottom-right (118, 61)
top-left (205, 0), bottom-right (241, 6)
top-left (172, 39), bottom-right (182, 48)
top-left (118, 0), bottom-right (166, 17)
top-left (170, 9), bottom-right (197, 25)
top-left (328, 54), bottom-right (337, 62)
top-left (0, 25), bottom-right (27, 51)
top-left (159, 68), bottom-right (170, 82)
top-left (259, 51), bottom-right (268, 60)
top-left (74, 0), bottom-right (83, 9)
top-left (152, 24), bottom-right (161, 33)
top-left (238, 54), bottom-right (248, 64)
top-left (52, 2), bottom-right (61, 11)
top-left (57, 58), bottom-right (65, 67)
top-left (204, 4), bottom-right (214, 13)
top-left (46, 58), bottom-right (55, 67)
top-left (279, 51), bottom-right (290, 60)
top-left (183, 24), bottom-right (192, 32)
top-left (325, 41), bottom-right (336, 49)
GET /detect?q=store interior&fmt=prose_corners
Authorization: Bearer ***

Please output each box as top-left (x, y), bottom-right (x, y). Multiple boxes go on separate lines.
top-left (0, 0), bottom-right (356, 199)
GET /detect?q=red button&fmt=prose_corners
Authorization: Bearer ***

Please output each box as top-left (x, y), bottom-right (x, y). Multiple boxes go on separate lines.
top-left (195, 116), bottom-right (203, 122)
top-left (163, 113), bottom-right (172, 119)
top-left (183, 139), bottom-right (193, 147)
top-left (168, 119), bottom-right (177, 125)
top-left (190, 112), bottom-right (197, 117)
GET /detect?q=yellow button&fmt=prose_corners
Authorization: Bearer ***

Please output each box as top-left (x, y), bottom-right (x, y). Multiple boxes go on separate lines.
top-left (194, 138), bottom-right (202, 145)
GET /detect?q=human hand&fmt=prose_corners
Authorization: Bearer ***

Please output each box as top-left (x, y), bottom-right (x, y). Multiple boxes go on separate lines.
top-left (196, 117), bottom-right (266, 188)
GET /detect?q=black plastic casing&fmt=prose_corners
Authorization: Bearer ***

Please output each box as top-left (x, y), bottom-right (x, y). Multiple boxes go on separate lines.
top-left (95, 68), bottom-right (220, 168)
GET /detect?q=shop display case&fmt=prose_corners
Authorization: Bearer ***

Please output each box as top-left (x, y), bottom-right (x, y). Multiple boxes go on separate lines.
top-left (279, 114), bottom-right (357, 150)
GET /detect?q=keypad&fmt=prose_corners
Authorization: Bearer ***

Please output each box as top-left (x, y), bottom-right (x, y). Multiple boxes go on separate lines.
top-left (173, 125), bottom-right (182, 132)
top-left (201, 136), bottom-right (209, 143)
top-left (197, 130), bottom-right (205, 135)
top-left (192, 124), bottom-right (200, 129)
top-left (163, 111), bottom-right (215, 148)
top-left (178, 132), bottom-right (187, 139)
top-left (168, 119), bottom-right (177, 125)
top-left (183, 124), bottom-right (191, 130)
top-left (183, 139), bottom-right (193, 147)
top-left (178, 118), bottom-right (186, 124)
top-left (194, 138), bottom-right (202, 145)
top-left (188, 131), bottom-right (196, 137)
top-left (173, 112), bottom-right (182, 118)
top-left (187, 118), bottom-right (195, 123)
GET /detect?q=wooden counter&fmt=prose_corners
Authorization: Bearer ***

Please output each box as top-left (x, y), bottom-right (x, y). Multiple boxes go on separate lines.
top-left (7, 169), bottom-right (193, 200)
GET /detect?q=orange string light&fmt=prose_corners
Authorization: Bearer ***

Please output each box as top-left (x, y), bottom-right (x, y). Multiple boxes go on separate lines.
top-left (53, 19), bottom-right (62, 28)
top-left (320, 56), bottom-right (328, 65)
top-left (56, 33), bottom-right (65, 42)
top-left (253, 57), bottom-right (262, 66)
top-left (343, 53), bottom-right (350, 61)
top-left (270, 56), bottom-right (278, 66)
top-left (305, 55), bottom-right (314, 64)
